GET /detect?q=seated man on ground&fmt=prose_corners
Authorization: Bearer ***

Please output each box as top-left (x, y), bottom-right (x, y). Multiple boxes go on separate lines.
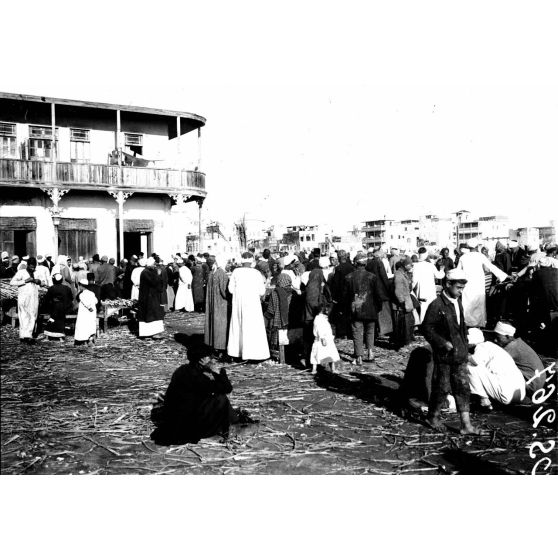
top-left (467, 328), bottom-right (526, 411)
top-left (491, 320), bottom-right (547, 400)
top-left (150, 344), bottom-right (253, 445)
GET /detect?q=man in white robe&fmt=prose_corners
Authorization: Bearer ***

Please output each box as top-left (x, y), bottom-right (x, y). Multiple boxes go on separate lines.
top-left (457, 244), bottom-right (509, 327)
top-left (466, 328), bottom-right (526, 408)
top-left (227, 252), bottom-right (270, 361)
top-left (412, 247), bottom-right (445, 325)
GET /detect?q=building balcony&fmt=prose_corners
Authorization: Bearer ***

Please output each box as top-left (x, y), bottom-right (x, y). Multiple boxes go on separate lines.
top-left (362, 225), bottom-right (386, 233)
top-left (0, 158), bottom-right (205, 199)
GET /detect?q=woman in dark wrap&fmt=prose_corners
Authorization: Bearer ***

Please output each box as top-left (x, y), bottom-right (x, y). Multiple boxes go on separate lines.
top-left (264, 272), bottom-right (293, 360)
top-left (302, 268), bottom-right (331, 367)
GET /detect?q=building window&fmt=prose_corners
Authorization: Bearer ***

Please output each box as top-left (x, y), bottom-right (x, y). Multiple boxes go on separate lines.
top-left (0, 122), bottom-right (17, 158)
top-left (70, 128), bottom-right (91, 162)
top-left (28, 125), bottom-right (58, 160)
top-left (124, 133), bottom-right (143, 156)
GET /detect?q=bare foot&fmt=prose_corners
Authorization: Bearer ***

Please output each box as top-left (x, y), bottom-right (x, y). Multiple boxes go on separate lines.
top-left (459, 425), bottom-right (486, 436)
top-left (424, 416), bottom-right (444, 432)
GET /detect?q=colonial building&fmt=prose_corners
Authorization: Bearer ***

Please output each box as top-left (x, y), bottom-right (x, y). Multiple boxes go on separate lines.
top-left (0, 92), bottom-right (206, 261)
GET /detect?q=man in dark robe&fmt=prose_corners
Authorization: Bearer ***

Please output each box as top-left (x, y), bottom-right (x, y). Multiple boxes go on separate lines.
top-left (204, 256), bottom-right (230, 358)
top-left (329, 249), bottom-right (354, 339)
top-left (137, 257), bottom-right (165, 339)
top-left (190, 258), bottom-right (205, 312)
top-left (366, 248), bottom-right (394, 336)
top-left (43, 273), bottom-right (73, 340)
top-left (150, 345), bottom-right (240, 444)
top-left (122, 256), bottom-right (137, 299)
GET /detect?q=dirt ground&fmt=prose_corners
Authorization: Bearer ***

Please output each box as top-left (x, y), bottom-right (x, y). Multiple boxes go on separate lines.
top-left (1, 312), bottom-right (556, 475)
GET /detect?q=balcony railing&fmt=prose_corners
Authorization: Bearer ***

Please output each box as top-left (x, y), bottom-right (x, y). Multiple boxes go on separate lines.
top-left (0, 159), bottom-right (205, 195)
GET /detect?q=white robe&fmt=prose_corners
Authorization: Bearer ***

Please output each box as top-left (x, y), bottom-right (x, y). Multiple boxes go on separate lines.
top-left (75, 289), bottom-right (98, 342)
top-left (10, 269), bottom-right (40, 339)
top-left (311, 313), bottom-right (340, 365)
top-left (130, 266), bottom-right (144, 301)
top-left (227, 266), bottom-right (270, 360)
top-left (174, 266), bottom-right (194, 311)
top-left (412, 260), bottom-right (444, 325)
top-left (457, 251), bottom-right (508, 327)
top-left (468, 341), bottom-right (526, 404)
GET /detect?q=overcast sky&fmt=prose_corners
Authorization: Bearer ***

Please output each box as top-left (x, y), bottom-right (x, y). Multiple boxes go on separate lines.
top-left (3, 0), bottom-right (557, 232)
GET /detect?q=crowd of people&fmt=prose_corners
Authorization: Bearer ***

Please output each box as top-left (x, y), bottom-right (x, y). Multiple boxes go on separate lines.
top-left (1, 238), bottom-right (556, 437)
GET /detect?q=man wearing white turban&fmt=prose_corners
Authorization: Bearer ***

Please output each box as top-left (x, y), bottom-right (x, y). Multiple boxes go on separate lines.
top-left (456, 243), bottom-right (509, 327)
top-left (227, 252), bottom-right (270, 361)
top-left (466, 328), bottom-right (526, 409)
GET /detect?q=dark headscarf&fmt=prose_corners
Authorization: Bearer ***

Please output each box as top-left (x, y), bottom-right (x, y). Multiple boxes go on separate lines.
top-left (305, 268), bottom-right (325, 310)
top-left (275, 273), bottom-right (293, 323)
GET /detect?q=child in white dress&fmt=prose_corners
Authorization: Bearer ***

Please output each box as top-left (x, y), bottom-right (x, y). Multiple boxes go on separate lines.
top-left (310, 306), bottom-right (340, 373)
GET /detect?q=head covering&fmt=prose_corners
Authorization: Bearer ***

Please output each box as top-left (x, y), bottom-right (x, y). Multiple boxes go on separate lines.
top-left (11, 255), bottom-right (19, 262)
top-left (79, 262), bottom-right (87, 270)
top-left (494, 322), bottom-right (516, 337)
top-left (467, 328), bottom-right (485, 345)
top-left (446, 269), bottom-right (468, 282)
top-left (23, 255), bottom-right (30, 261)
top-left (241, 252), bottom-right (254, 264)
top-left (101, 255), bottom-right (108, 262)
top-left (138, 258), bottom-right (147, 267)
top-left (18, 261), bottom-right (27, 270)
top-left (282, 254), bottom-right (296, 267)
top-left (1, 251), bottom-right (9, 259)
top-left (146, 257), bottom-right (156, 267)
top-left (52, 273), bottom-right (63, 284)
top-left (79, 278), bottom-right (89, 286)
top-left (276, 272), bottom-right (293, 289)
top-left (187, 343), bottom-right (213, 363)
top-left (36, 255), bottom-right (45, 263)
top-left (130, 255), bottom-right (138, 261)
top-left (57, 255), bottom-right (67, 266)
top-left (318, 256), bottom-right (330, 269)
top-left (355, 254), bottom-right (367, 265)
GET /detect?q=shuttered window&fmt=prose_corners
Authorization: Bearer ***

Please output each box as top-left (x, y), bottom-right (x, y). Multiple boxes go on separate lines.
top-left (0, 121), bottom-right (17, 158)
top-left (70, 129), bottom-right (91, 162)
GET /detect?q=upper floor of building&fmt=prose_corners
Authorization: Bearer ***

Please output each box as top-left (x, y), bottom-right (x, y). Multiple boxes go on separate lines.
top-left (0, 92), bottom-right (206, 201)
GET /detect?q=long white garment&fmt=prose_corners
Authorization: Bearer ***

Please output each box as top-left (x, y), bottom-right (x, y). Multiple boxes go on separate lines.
top-left (382, 257), bottom-right (394, 279)
top-left (174, 266), bottom-right (194, 311)
top-left (35, 265), bottom-right (52, 287)
top-left (10, 269), bottom-right (40, 339)
top-left (457, 251), bottom-right (508, 327)
top-left (139, 319), bottom-right (164, 337)
top-left (130, 266), bottom-right (144, 301)
top-left (227, 266), bottom-right (270, 360)
top-left (412, 260), bottom-right (444, 325)
top-left (468, 341), bottom-right (526, 404)
top-left (310, 313), bottom-right (340, 365)
top-left (74, 289), bottom-right (98, 341)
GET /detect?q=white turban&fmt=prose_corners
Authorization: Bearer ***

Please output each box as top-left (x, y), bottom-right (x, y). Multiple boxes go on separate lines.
top-left (493, 322), bottom-right (516, 337)
top-left (146, 257), bottom-right (156, 267)
top-left (467, 328), bottom-right (485, 345)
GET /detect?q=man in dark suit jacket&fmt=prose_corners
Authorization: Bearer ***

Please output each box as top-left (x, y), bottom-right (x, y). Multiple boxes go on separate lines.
top-left (422, 269), bottom-right (480, 435)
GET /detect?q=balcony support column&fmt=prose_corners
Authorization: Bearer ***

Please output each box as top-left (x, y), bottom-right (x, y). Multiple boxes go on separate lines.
top-left (197, 127), bottom-right (202, 170)
top-left (176, 116), bottom-right (182, 168)
top-left (43, 187), bottom-right (69, 259)
top-left (51, 102), bottom-right (57, 183)
top-left (197, 198), bottom-right (204, 252)
top-left (109, 190), bottom-right (132, 261)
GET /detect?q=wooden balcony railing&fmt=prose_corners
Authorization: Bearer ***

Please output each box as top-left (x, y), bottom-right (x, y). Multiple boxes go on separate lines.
top-left (0, 159), bottom-right (205, 195)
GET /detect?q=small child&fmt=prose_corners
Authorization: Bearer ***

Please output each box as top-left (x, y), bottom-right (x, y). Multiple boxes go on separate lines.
top-left (310, 305), bottom-right (340, 373)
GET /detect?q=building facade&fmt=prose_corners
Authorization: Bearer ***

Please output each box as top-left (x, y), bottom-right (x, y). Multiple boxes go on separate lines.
top-left (0, 92), bottom-right (206, 261)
